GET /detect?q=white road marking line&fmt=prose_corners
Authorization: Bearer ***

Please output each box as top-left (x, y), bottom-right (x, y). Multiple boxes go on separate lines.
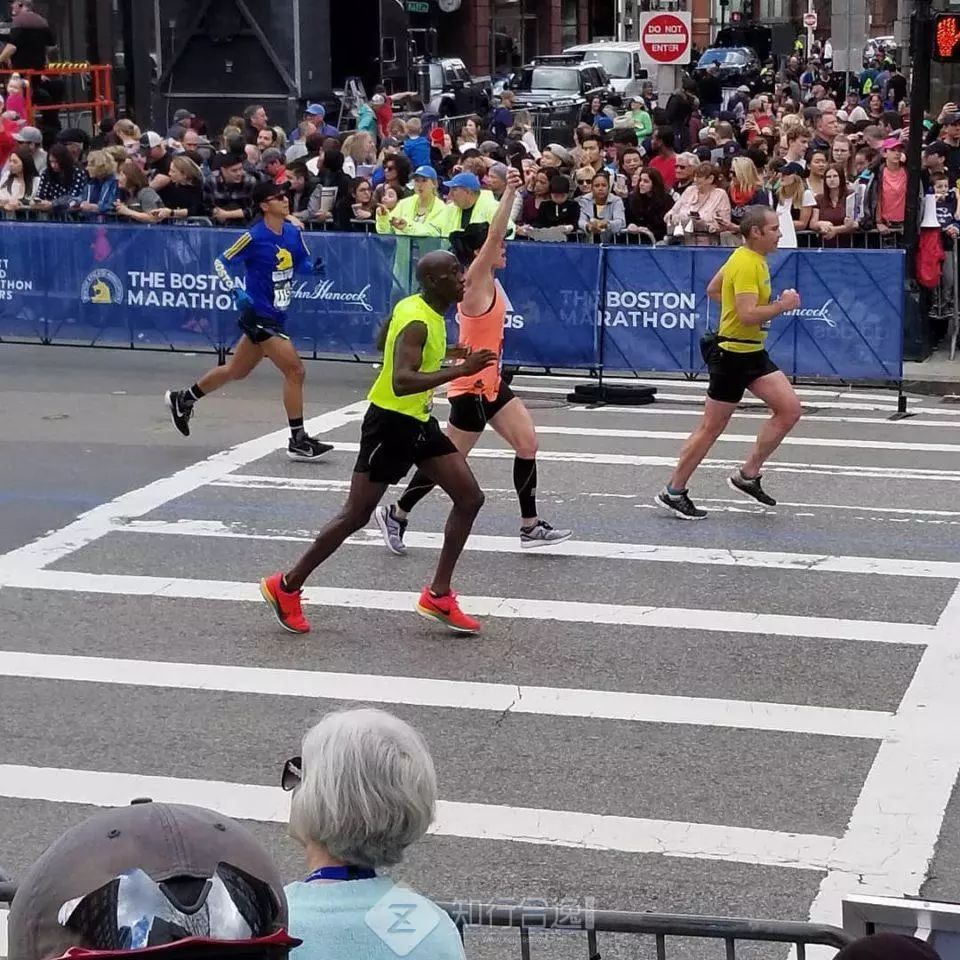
top-left (0, 650), bottom-right (893, 739)
top-left (118, 519), bottom-right (960, 581)
top-left (0, 764), bottom-right (840, 870)
top-left (510, 383), bottom-right (951, 415)
top-left (807, 581), bottom-right (960, 927)
top-left (437, 422), bottom-right (960, 455)
top-left (305, 443), bottom-right (960, 482)
top-left (0, 401), bottom-right (368, 576)
top-left (212, 475), bottom-right (960, 521)
top-left (511, 374), bottom-right (915, 405)
top-left (541, 404), bottom-right (960, 430)
top-left (0, 569), bottom-right (933, 645)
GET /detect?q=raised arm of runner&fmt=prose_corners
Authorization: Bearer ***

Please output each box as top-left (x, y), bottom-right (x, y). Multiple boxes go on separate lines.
top-left (470, 168), bottom-right (521, 277)
top-left (392, 322), bottom-right (496, 397)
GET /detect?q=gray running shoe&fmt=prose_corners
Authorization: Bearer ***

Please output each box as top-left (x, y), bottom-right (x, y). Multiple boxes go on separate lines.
top-left (374, 504), bottom-right (407, 556)
top-left (655, 488), bottom-right (707, 520)
top-left (728, 471), bottom-right (776, 506)
top-left (520, 520), bottom-right (573, 549)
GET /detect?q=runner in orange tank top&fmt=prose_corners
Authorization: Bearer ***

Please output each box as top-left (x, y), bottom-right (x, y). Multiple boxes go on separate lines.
top-left (373, 166), bottom-right (573, 553)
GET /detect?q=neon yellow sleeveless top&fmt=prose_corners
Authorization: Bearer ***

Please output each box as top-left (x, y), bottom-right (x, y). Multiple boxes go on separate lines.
top-left (368, 294), bottom-right (448, 422)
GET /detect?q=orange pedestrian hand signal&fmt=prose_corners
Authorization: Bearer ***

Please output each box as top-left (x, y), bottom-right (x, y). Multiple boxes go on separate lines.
top-left (934, 14), bottom-right (960, 61)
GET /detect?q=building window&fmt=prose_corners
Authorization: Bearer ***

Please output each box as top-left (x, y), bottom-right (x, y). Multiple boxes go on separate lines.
top-left (755, 0), bottom-right (790, 18)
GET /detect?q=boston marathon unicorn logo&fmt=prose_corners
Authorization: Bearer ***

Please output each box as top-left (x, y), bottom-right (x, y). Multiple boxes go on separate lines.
top-left (81, 269), bottom-right (124, 305)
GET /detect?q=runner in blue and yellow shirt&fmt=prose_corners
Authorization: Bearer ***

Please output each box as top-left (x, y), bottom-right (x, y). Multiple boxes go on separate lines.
top-left (163, 180), bottom-right (333, 462)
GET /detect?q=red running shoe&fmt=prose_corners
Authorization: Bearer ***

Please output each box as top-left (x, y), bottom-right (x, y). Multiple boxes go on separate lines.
top-left (260, 572), bottom-right (310, 634)
top-left (416, 587), bottom-right (481, 634)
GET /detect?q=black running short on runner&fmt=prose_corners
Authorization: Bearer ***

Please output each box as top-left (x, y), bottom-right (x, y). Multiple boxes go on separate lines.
top-left (447, 380), bottom-right (516, 433)
top-left (238, 309), bottom-right (290, 344)
top-left (705, 343), bottom-right (780, 404)
top-left (354, 404), bottom-right (458, 484)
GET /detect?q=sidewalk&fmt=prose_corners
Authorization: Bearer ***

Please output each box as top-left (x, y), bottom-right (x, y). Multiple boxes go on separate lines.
top-left (903, 343), bottom-right (960, 397)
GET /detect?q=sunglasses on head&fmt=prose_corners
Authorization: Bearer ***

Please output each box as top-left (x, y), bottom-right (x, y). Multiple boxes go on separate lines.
top-left (281, 756), bottom-right (302, 791)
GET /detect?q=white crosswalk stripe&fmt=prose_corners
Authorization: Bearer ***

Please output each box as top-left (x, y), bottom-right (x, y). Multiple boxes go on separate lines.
top-left (1, 381), bottom-right (960, 958)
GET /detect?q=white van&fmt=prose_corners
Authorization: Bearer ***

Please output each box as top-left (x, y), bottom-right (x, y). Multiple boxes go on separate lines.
top-left (562, 41), bottom-right (649, 97)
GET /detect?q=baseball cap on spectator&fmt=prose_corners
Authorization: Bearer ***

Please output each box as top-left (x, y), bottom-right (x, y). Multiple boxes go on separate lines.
top-left (57, 128), bottom-right (90, 148)
top-left (412, 165), bottom-right (437, 180)
top-left (7, 801), bottom-right (299, 960)
top-left (253, 180), bottom-right (289, 205)
top-left (14, 125), bottom-right (41, 144)
top-left (781, 162), bottom-right (806, 176)
top-left (443, 172), bottom-right (481, 191)
top-left (305, 103), bottom-right (325, 117)
top-left (546, 143), bottom-right (573, 165)
top-left (737, 85), bottom-right (751, 93)
top-left (882, 136), bottom-right (902, 150)
top-left (371, 94), bottom-right (386, 106)
top-left (942, 112), bottom-right (960, 126)
top-left (166, 125), bottom-right (186, 142)
top-left (261, 147), bottom-right (284, 165)
top-left (173, 108), bottom-right (195, 124)
top-left (479, 140), bottom-right (500, 156)
top-left (596, 115), bottom-right (614, 132)
top-left (429, 128), bottom-right (445, 147)
top-left (140, 131), bottom-right (164, 150)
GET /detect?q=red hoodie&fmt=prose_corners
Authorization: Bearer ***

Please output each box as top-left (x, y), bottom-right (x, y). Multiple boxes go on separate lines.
top-left (0, 119), bottom-right (18, 170)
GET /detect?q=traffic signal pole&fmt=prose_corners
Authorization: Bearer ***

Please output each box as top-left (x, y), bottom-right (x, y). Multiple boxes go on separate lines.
top-left (904, 0), bottom-right (933, 280)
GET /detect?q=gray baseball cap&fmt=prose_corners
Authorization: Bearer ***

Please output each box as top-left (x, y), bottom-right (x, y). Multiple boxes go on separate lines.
top-left (8, 801), bottom-right (298, 960)
top-left (13, 126), bottom-right (42, 144)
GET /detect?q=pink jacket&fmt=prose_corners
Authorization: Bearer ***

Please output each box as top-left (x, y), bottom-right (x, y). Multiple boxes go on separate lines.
top-left (664, 185), bottom-right (731, 232)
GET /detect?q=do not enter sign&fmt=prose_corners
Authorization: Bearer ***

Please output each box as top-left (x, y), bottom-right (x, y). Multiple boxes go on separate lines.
top-left (639, 11), bottom-right (692, 65)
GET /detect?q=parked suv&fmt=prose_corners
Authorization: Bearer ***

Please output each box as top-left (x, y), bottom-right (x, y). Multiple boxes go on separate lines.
top-left (563, 41), bottom-right (649, 98)
top-left (693, 46), bottom-right (761, 85)
top-left (509, 55), bottom-right (612, 109)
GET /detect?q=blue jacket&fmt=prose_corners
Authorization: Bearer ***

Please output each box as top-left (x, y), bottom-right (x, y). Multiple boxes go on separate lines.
top-left (403, 136), bottom-right (431, 171)
top-left (84, 175), bottom-right (119, 213)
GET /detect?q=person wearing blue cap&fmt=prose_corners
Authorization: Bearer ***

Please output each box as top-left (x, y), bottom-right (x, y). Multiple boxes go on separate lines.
top-left (438, 171), bottom-right (513, 238)
top-left (375, 165), bottom-right (446, 236)
top-left (300, 103), bottom-right (339, 140)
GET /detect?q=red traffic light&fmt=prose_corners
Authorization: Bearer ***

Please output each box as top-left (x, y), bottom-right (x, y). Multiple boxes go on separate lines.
top-left (934, 13), bottom-right (960, 62)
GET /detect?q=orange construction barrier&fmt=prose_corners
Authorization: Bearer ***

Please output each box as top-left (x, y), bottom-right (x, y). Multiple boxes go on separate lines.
top-left (1, 63), bottom-right (114, 126)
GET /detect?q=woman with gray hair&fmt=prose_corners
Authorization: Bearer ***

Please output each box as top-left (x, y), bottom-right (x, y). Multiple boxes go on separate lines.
top-left (283, 708), bottom-right (464, 960)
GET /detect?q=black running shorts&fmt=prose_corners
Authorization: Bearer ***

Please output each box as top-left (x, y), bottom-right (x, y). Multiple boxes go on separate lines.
top-left (238, 309), bottom-right (290, 344)
top-left (706, 345), bottom-right (780, 404)
top-left (448, 381), bottom-right (517, 433)
top-left (354, 404), bottom-right (458, 484)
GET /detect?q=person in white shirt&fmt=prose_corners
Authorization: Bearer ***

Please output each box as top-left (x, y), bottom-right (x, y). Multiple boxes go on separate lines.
top-left (838, 91), bottom-right (869, 125)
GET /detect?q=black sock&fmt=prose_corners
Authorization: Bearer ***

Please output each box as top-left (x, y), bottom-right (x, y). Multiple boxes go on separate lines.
top-left (183, 383), bottom-right (204, 406)
top-left (289, 417), bottom-right (305, 442)
top-left (397, 469), bottom-right (437, 515)
top-left (514, 456), bottom-right (538, 523)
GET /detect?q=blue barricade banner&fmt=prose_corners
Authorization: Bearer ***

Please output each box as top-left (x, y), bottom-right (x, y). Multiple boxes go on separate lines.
top-left (0, 223), bottom-right (405, 356)
top-left (500, 241), bottom-right (601, 369)
top-left (602, 246), bottom-right (904, 380)
top-left (0, 224), bottom-right (903, 380)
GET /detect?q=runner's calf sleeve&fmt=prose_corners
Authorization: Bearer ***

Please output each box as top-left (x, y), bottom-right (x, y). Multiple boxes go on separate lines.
top-left (514, 456), bottom-right (537, 519)
top-left (397, 469), bottom-right (437, 514)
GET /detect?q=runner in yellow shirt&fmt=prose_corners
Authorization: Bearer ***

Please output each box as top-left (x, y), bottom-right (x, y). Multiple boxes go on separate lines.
top-left (657, 206), bottom-right (803, 519)
top-left (259, 250), bottom-right (497, 635)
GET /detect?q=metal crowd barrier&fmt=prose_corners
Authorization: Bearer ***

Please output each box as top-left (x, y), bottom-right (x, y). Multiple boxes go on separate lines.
top-left (439, 901), bottom-right (853, 959)
top-left (0, 883), bottom-right (854, 960)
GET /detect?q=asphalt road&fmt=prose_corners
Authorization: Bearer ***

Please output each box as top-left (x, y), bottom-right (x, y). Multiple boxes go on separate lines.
top-left (1, 344), bottom-right (960, 960)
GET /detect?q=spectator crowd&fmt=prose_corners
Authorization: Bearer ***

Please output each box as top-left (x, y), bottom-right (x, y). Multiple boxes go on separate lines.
top-left (0, 44), bottom-right (958, 327)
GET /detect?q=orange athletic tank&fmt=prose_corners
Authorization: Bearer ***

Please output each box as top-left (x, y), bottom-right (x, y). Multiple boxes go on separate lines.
top-left (447, 282), bottom-right (505, 401)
